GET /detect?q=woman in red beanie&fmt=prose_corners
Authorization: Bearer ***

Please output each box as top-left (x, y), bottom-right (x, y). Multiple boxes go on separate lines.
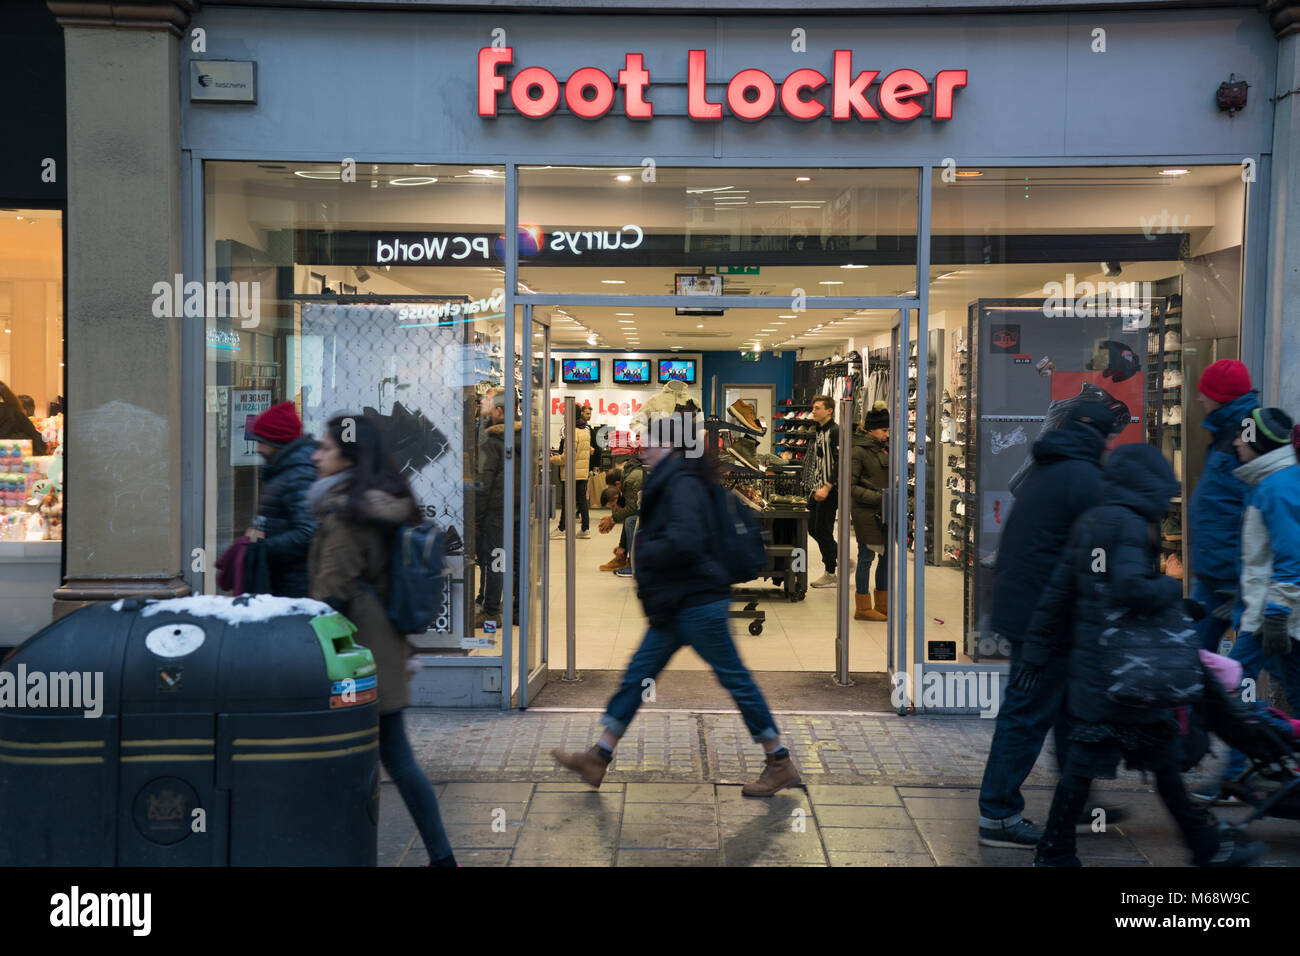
top-left (244, 401), bottom-right (319, 597)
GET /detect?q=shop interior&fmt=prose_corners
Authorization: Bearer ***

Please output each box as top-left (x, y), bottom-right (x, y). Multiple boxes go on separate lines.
top-left (0, 207), bottom-right (64, 647)
top-left (204, 162), bottom-right (1246, 688)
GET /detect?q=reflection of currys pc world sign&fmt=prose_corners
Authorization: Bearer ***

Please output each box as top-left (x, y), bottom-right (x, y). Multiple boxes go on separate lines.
top-left (375, 225), bottom-right (644, 264)
top-left (479, 47), bottom-right (967, 122)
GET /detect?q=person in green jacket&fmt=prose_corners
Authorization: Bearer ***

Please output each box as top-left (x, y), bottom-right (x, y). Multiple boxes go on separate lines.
top-left (850, 401), bottom-right (890, 621)
top-left (599, 459), bottom-right (645, 572)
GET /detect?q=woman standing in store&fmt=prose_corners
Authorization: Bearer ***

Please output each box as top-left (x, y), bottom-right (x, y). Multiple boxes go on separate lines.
top-left (307, 414), bottom-right (456, 868)
top-left (850, 402), bottom-right (890, 622)
top-left (551, 403), bottom-right (593, 538)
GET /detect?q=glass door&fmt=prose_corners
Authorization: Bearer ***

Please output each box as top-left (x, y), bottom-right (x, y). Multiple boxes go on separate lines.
top-left (518, 306), bottom-right (550, 706)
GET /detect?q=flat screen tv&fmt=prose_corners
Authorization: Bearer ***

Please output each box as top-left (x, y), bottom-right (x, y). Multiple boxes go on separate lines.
top-left (613, 359), bottom-right (651, 384)
top-left (657, 359), bottom-right (697, 384)
top-left (561, 358), bottom-right (601, 383)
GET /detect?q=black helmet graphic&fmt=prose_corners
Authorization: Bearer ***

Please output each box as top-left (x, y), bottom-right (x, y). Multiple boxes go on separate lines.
top-left (1087, 339), bottom-right (1141, 384)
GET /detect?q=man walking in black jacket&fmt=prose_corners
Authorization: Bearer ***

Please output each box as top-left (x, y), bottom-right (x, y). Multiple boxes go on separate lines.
top-left (976, 401), bottom-right (1119, 848)
top-left (804, 395), bottom-right (842, 588)
top-left (553, 406), bottom-right (799, 797)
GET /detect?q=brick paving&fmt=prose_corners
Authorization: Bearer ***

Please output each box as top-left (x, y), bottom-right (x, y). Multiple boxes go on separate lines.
top-left (382, 708), bottom-right (1300, 867)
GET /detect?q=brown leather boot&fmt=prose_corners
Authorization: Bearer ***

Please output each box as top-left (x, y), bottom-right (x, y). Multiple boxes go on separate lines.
top-left (872, 590), bottom-right (889, 618)
top-left (742, 751), bottom-right (801, 797)
top-left (600, 555), bottom-right (630, 572)
top-left (552, 746), bottom-right (611, 788)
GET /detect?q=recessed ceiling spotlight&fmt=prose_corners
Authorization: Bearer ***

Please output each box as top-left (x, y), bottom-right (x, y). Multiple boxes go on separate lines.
top-left (468, 168), bottom-right (497, 176)
top-left (795, 176), bottom-right (811, 182)
top-left (1159, 168), bottom-right (1190, 176)
top-left (779, 314), bottom-right (797, 319)
top-left (618, 319), bottom-right (635, 324)
top-left (615, 174), bottom-right (632, 182)
top-left (819, 281), bottom-right (843, 285)
top-left (615, 312), bottom-right (635, 316)
top-left (601, 279), bottom-right (626, 284)
top-left (840, 264), bottom-right (868, 269)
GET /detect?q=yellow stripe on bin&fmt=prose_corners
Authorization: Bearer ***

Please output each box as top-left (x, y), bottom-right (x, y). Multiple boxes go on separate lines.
top-left (0, 739), bottom-right (105, 750)
top-left (0, 754), bottom-right (104, 765)
top-left (121, 738), bottom-right (215, 747)
top-left (120, 754), bottom-right (215, 763)
top-left (232, 727), bottom-right (378, 747)
top-left (231, 741), bottom-right (378, 762)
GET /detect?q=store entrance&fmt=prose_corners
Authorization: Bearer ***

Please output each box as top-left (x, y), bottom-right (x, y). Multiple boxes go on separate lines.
top-left (520, 302), bottom-right (918, 712)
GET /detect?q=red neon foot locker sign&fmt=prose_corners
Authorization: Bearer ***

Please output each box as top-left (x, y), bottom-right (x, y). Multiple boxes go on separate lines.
top-left (479, 47), bottom-right (967, 123)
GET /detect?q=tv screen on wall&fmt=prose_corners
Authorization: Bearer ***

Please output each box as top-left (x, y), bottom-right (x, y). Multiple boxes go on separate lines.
top-left (562, 358), bottom-right (601, 383)
top-left (613, 359), bottom-right (651, 384)
top-left (657, 359), bottom-right (697, 384)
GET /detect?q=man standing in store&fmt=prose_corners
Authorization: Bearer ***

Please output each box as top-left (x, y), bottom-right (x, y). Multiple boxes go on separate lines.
top-left (976, 401), bottom-right (1124, 849)
top-left (551, 403), bottom-right (593, 539)
top-left (804, 395), bottom-right (842, 589)
top-left (1187, 359), bottom-right (1259, 653)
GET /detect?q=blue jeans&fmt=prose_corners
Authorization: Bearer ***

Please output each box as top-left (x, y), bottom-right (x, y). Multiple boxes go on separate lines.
top-left (1221, 630), bottom-right (1300, 781)
top-left (978, 639), bottom-right (1071, 826)
top-left (601, 598), bottom-right (779, 743)
top-left (379, 710), bottom-right (455, 864)
top-left (855, 542), bottom-right (887, 595)
top-left (1192, 576), bottom-right (1235, 653)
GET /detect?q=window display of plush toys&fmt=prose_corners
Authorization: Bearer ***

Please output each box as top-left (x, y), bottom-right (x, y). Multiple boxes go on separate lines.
top-left (0, 440), bottom-right (62, 542)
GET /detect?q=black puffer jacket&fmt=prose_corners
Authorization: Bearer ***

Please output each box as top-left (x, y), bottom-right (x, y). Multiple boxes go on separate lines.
top-left (633, 452), bottom-right (730, 626)
top-left (476, 421), bottom-right (522, 535)
top-left (991, 420), bottom-right (1108, 641)
top-left (849, 429), bottom-right (888, 550)
top-left (1022, 443), bottom-right (1183, 725)
top-left (253, 435), bottom-right (318, 597)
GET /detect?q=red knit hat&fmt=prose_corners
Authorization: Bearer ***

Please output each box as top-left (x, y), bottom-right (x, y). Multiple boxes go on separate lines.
top-left (1197, 359), bottom-right (1252, 404)
top-left (251, 401), bottom-right (303, 446)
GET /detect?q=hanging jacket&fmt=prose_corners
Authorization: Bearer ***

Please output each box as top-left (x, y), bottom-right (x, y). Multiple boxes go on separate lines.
top-left (990, 420), bottom-right (1108, 641)
top-left (849, 429), bottom-right (888, 550)
top-left (1188, 390), bottom-right (1258, 582)
top-left (1234, 446), bottom-right (1300, 639)
top-left (1023, 443), bottom-right (1184, 725)
top-left (632, 453), bottom-right (730, 626)
top-left (252, 435), bottom-right (318, 598)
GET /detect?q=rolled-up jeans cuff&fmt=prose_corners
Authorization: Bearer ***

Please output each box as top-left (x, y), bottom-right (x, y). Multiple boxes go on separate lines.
top-left (753, 727), bottom-right (780, 744)
top-left (599, 713), bottom-right (628, 736)
top-left (978, 813), bottom-right (1023, 829)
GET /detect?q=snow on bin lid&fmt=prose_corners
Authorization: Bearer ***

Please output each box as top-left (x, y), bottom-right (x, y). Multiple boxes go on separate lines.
top-left (111, 594), bottom-right (336, 626)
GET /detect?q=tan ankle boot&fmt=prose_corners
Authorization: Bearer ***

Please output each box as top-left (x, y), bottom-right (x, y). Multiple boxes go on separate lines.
top-left (859, 589), bottom-right (886, 621)
top-left (872, 590), bottom-right (889, 619)
top-left (854, 593), bottom-right (873, 620)
top-left (552, 746), bottom-right (610, 788)
top-left (741, 751), bottom-right (801, 797)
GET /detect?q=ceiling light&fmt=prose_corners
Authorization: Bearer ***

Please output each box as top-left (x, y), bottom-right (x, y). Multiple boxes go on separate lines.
top-left (954, 170), bottom-right (983, 178)
top-left (587, 334), bottom-right (598, 345)
top-left (293, 169), bottom-right (342, 180)
top-left (819, 281), bottom-right (843, 286)
top-left (618, 319), bottom-right (635, 324)
top-left (760, 329), bottom-right (777, 332)
top-left (615, 312), bottom-right (635, 316)
top-left (697, 322), bottom-right (704, 328)
top-left (469, 168), bottom-right (497, 176)
top-left (779, 314), bottom-right (797, 319)
top-left (789, 205), bottom-right (822, 209)
top-left (795, 176), bottom-right (811, 182)
top-left (388, 177), bottom-right (437, 186)
top-left (601, 279), bottom-right (625, 284)
top-left (840, 264), bottom-right (868, 269)
top-left (771, 322), bottom-right (785, 325)
top-left (1160, 168), bottom-right (1189, 176)
top-left (615, 174), bottom-right (632, 182)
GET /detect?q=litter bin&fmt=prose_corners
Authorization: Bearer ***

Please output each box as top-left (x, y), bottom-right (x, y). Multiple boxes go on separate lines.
top-left (0, 594), bottom-right (380, 866)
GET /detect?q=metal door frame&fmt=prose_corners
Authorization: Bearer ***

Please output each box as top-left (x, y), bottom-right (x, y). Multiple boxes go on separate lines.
top-left (517, 304), bottom-right (551, 707)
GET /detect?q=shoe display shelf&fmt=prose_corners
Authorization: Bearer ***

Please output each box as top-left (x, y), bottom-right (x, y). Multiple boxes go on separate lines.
top-left (773, 402), bottom-right (813, 461)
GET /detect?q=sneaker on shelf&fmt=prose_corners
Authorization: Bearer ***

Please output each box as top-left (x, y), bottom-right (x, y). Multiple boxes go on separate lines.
top-left (978, 817), bottom-right (1043, 849)
top-left (1165, 329), bottom-right (1182, 351)
top-left (810, 573), bottom-right (837, 588)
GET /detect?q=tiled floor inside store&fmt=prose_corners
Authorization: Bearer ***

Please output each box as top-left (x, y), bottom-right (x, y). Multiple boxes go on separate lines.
top-left (546, 510), bottom-right (968, 674)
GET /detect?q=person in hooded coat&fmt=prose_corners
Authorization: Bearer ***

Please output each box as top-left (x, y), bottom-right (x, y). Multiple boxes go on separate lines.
top-left (1023, 443), bottom-right (1263, 867)
top-left (849, 401), bottom-right (890, 622)
top-left (245, 401), bottom-right (318, 597)
top-left (476, 393), bottom-right (522, 629)
top-left (977, 401), bottom-right (1119, 849)
top-left (1187, 360), bottom-right (1259, 652)
top-left (307, 413), bottom-right (456, 867)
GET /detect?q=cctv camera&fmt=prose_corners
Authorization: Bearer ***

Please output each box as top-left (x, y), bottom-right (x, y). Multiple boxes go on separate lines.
top-left (1101, 261), bottom-right (1122, 277)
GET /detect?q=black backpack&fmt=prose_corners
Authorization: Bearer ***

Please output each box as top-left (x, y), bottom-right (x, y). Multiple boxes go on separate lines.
top-left (707, 484), bottom-right (769, 585)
